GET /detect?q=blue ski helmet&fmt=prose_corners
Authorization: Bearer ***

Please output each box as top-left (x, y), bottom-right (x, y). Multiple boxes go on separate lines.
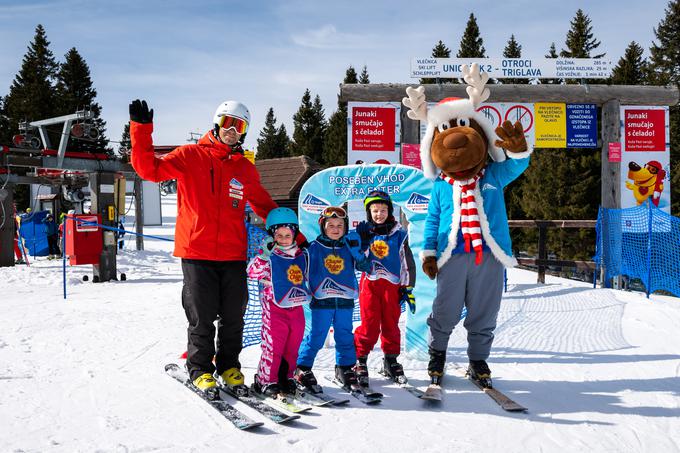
top-left (265, 207), bottom-right (299, 236)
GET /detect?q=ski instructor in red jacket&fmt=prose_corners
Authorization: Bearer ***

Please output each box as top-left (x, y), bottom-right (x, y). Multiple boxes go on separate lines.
top-left (130, 99), bottom-right (277, 397)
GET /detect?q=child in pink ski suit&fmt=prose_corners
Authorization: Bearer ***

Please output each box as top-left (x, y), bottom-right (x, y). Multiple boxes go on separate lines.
top-left (248, 207), bottom-right (311, 397)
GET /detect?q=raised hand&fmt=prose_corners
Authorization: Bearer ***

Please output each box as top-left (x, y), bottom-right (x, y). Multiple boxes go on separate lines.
top-left (129, 99), bottom-right (154, 124)
top-left (494, 120), bottom-right (527, 154)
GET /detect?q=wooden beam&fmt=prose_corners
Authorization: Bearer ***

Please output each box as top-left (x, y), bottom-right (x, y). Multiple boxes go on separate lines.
top-left (516, 258), bottom-right (596, 271)
top-left (508, 220), bottom-right (597, 228)
top-left (340, 84), bottom-right (680, 106)
top-left (601, 100), bottom-right (621, 209)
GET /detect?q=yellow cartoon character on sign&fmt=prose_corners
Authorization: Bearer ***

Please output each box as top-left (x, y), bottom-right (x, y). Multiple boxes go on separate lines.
top-left (625, 160), bottom-right (666, 206)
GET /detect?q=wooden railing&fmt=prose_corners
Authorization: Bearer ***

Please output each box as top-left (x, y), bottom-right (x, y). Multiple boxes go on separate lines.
top-left (508, 220), bottom-right (597, 284)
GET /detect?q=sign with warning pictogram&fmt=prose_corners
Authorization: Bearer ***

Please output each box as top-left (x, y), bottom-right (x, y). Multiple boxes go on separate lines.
top-left (420, 102), bottom-right (536, 148)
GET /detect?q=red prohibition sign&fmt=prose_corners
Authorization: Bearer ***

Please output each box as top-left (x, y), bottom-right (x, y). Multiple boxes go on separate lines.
top-left (477, 105), bottom-right (502, 128)
top-left (504, 105), bottom-right (533, 132)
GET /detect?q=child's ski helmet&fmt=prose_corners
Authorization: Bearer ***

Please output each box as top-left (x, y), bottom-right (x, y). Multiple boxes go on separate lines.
top-left (363, 190), bottom-right (394, 217)
top-left (318, 206), bottom-right (348, 237)
top-left (265, 207), bottom-right (299, 236)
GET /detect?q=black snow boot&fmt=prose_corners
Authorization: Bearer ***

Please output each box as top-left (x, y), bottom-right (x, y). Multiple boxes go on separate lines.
top-left (253, 375), bottom-right (282, 398)
top-left (353, 356), bottom-right (369, 387)
top-left (427, 348), bottom-right (446, 386)
top-left (467, 360), bottom-right (492, 389)
top-left (279, 378), bottom-right (297, 395)
top-left (294, 366), bottom-right (321, 393)
top-left (382, 354), bottom-right (407, 384)
top-left (335, 365), bottom-right (359, 389)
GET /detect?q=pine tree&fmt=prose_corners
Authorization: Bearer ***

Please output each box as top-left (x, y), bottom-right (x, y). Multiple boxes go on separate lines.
top-left (120, 123), bottom-right (130, 151)
top-left (289, 89), bottom-right (326, 164)
top-left (3, 24), bottom-right (58, 145)
top-left (323, 105), bottom-right (347, 167)
top-left (560, 9), bottom-right (605, 59)
top-left (457, 14), bottom-right (486, 58)
top-left (648, 0), bottom-right (680, 215)
top-left (345, 65), bottom-right (358, 84)
top-left (610, 41), bottom-right (647, 85)
top-left (457, 14), bottom-right (490, 84)
top-left (359, 65), bottom-right (370, 84)
top-left (420, 40), bottom-right (451, 84)
top-left (55, 47), bottom-right (110, 154)
top-left (501, 34), bottom-right (527, 84)
top-left (323, 66), bottom-right (363, 167)
top-left (542, 43), bottom-right (561, 84)
top-left (256, 107), bottom-right (281, 159)
top-left (275, 124), bottom-right (290, 156)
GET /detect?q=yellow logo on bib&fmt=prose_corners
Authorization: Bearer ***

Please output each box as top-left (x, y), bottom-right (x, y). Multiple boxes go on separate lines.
top-left (287, 264), bottom-right (304, 285)
top-left (371, 240), bottom-right (389, 259)
top-left (324, 255), bottom-right (345, 275)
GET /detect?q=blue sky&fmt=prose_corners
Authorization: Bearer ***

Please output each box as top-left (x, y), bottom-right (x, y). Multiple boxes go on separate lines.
top-left (0, 0), bottom-right (671, 150)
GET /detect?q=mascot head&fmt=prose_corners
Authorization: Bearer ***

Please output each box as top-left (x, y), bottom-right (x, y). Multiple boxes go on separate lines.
top-left (402, 64), bottom-right (519, 181)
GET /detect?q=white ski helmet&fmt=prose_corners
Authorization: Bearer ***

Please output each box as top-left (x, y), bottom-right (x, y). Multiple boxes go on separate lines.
top-left (213, 101), bottom-right (250, 131)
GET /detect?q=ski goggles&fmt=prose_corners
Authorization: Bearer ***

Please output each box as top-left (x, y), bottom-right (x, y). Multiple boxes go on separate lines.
top-left (320, 206), bottom-right (347, 219)
top-left (217, 115), bottom-right (248, 134)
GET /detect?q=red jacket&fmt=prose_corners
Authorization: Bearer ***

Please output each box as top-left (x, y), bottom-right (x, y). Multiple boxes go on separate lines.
top-left (131, 122), bottom-right (277, 261)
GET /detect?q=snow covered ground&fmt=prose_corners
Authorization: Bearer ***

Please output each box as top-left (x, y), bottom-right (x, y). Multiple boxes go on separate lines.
top-left (2, 194), bottom-right (680, 453)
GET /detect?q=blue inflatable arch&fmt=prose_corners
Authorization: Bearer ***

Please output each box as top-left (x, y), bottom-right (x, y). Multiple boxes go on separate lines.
top-left (298, 164), bottom-right (435, 357)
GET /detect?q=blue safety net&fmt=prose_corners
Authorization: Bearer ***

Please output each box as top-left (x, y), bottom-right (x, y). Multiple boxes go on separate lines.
top-left (594, 202), bottom-right (680, 298)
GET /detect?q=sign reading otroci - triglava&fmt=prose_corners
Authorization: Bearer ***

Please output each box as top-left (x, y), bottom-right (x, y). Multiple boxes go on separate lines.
top-left (410, 58), bottom-right (613, 79)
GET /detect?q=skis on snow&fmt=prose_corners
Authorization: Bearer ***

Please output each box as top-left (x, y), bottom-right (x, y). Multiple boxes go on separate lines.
top-left (452, 363), bottom-right (527, 412)
top-left (376, 368), bottom-right (429, 399)
top-left (164, 363), bottom-right (264, 431)
top-left (324, 375), bottom-right (382, 405)
top-left (219, 385), bottom-right (302, 424)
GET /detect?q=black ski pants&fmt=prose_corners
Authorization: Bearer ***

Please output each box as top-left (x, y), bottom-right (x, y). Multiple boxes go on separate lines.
top-left (181, 259), bottom-right (248, 381)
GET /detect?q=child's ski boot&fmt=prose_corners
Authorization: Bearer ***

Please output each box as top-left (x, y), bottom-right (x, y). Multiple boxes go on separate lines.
top-left (280, 378), bottom-right (297, 395)
top-left (334, 365), bottom-right (359, 390)
top-left (381, 354), bottom-right (407, 384)
top-left (294, 366), bottom-right (323, 394)
top-left (353, 356), bottom-right (369, 387)
top-left (252, 375), bottom-right (283, 399)
top-left (467, 360), bottom-right (493, 389)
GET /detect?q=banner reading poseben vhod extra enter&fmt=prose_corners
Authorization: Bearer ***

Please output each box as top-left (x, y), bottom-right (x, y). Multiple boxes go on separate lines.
top-left (298, 164), bottom-right (434, 357)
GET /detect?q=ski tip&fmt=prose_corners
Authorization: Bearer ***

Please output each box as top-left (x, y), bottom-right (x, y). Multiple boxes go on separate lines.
top-left (164, 363), bottom-right (180, 372)
top-left (240, 422), bottom-right (265, 430)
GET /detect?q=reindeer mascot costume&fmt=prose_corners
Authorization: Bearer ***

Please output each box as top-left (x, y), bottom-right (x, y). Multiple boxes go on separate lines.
top-left (402, 64), bottom-right (532, 389)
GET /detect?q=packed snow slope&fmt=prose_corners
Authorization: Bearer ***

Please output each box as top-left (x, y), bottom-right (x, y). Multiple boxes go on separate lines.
top-left (2, 195), bottom-right (679, 453)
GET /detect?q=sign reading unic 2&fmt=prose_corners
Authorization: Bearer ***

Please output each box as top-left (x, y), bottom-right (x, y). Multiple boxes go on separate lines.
top-left (410, 58), bottom-right (613, 79)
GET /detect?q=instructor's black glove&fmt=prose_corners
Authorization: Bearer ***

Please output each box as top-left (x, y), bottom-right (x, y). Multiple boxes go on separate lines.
top-left (129, 99), bottom-right (154, 124)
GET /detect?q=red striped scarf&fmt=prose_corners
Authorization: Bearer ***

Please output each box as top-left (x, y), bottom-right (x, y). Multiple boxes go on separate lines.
top-left (442, 170), bottom-right (485, 265)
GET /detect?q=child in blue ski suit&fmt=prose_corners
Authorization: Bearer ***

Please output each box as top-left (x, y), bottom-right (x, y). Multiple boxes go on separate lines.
top-left (295, 206), bottom-right (370, 389)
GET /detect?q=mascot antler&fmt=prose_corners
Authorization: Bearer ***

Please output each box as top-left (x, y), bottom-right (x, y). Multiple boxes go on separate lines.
top-left (402, 86), bottom-right (428, 122)
top-left (462, 63), bottom-right (490, 108)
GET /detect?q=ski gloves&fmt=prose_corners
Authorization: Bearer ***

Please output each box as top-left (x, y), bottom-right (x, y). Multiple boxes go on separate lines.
top-left (400, 286), bottom-right (416, 314)
top-left (129, 99), bottom-right (154, 124)
top-left (355, 221), bottom-right (373, 251)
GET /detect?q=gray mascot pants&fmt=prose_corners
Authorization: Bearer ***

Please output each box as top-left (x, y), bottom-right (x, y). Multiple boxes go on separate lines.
top-left (427, 252), bottom-right (504, 360)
